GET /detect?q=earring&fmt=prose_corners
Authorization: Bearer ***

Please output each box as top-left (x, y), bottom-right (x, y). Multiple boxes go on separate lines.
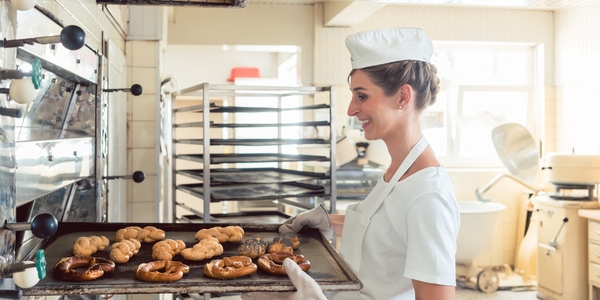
top-left (398, 105), bottom-right (403, 110)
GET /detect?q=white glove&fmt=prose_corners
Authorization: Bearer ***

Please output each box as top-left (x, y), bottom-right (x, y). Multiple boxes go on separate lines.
top-left (279, 204), bottom-right (335, 240)
top-left (240, 258), bottom-right (327, 300)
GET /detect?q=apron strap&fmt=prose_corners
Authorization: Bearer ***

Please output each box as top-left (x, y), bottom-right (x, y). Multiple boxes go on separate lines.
top-left (367, 136), bottom-right (429, 217)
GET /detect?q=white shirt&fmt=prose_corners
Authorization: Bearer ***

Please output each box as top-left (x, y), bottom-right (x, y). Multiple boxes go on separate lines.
top-left (330, 166), bottom-right (460, 300)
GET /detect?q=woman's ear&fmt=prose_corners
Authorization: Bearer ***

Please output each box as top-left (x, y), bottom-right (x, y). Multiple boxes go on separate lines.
top-left (397, 84), bottom-right (412, 109)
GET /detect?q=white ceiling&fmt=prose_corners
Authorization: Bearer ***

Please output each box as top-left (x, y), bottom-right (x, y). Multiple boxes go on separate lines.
top-left (250, 0), bottom-right (600, 9)
top-left (249, 0), bottom-right (600, 26)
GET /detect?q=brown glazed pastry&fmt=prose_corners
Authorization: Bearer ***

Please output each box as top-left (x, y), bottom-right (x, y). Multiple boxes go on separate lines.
top-left (55, 256), bottom-right (116, 281)
top-left (204, 256), bottom-right (257, 279)
top-left (257, 253), bottom-right (310, 276)
top-left (135, 260), bottom-right (190, 282)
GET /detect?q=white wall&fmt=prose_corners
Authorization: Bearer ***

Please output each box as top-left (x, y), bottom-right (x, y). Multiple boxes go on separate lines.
top-left (163, 45), bottom-right (280, 88)
top-left (167, 4), bottom-right (314, 84)
top-left (554, 7), bottom-right (600, 154)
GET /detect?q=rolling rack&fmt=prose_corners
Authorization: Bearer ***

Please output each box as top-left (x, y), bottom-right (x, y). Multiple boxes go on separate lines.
top-left (169, 83), bottom-right (337, 224)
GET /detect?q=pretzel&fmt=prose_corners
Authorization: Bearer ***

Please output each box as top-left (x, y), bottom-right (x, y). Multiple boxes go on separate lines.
top-left (180, 237), bottom-right (223, 261)
top-left (54, 256), bottom-right (115, 281)
top-left (135, 260), bottom-right (189, 282)
top-left (72, 236), bottom-right (110, 257)
top-left (152, 239), bottom-right (186, 261)
top-left (194, 226), bottom-right (244, 243)
top-left (257, 253), bottom-right (310, 276)
top-left (204, 256), bottom-right (257, 279)
top-left (109, 238), bottom-right (141, 263)
top-left (115, 226), bottom-right (165, 243)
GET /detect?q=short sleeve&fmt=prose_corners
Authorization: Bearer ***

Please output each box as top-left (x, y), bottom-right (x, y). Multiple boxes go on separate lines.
top-left (403, 192), bottom-right (459, 285)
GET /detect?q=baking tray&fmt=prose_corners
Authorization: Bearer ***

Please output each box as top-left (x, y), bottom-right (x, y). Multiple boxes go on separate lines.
top-left (173, 138), bottom-right (329, 146)
top-left (176, 153), bottom-right (330, 164)
top-left (174, 120), bottom-right (330, 128)
top-left (176, 182), bottom-right (326, 202)
top-left (176, 168), bottom-right (329, 184)
top-left (174, 103), bottom-right (330, 113)
top-left (23, 223), bottom-right (361, 296)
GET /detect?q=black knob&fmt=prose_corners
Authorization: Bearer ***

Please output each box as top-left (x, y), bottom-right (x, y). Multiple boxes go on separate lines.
top-left (563, 217), bottom-right (569, 223)
top-left (132, 171), bottom-right (145, 183)
top-left (130, 84), bottom-right (143, 96)
top-left (60, 25), bottom-right (85, 51)
top-left (30, 213), bottom-right (58, 239)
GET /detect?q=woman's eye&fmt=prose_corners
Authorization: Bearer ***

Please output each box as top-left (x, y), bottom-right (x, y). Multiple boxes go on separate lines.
top-left (357, 94), bottom-right (367, 102)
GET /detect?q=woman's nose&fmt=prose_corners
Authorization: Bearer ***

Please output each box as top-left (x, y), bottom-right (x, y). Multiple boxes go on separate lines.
top-left (347, 99), bottom-right (358, 117)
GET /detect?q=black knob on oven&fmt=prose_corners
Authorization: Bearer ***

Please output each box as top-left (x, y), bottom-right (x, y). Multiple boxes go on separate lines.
top-left (103, 170), bottom-right (145, 183)
top-left (104, 84), bottom-right (143, 96)
top-left (4, 213), bottom-right (58, 239)
top-left (60, 25), bottom-right (86, 51)
top-left (0, 25), bottom-right (85, 51)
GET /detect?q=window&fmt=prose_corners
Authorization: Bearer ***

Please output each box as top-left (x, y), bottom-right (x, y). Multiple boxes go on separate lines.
top-left (422, 43), bottom-right (541, 168)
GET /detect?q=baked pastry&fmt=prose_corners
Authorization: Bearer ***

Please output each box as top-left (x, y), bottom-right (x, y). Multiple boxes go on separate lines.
top-left (109, 238), bottom-right (141, 263)
top-left (268, 235), bottom-right (294, 254)
top-left (194, 226), bottom-right (244, 243)
top-left (238, 235), bottom-right (268, 259)
top-left (257, 253), bottom-right (310, 276)
top-left (152, 239), bottom-right (186, 261)
top-left (55, 256), bottom-right (115, 281)
top-left (280, 232), bottom-right (299, 249)
top-left (204, 256), bottom-right (257, 279)
top-left (135, 260), bottom-right (189, 282)
top-left (72, 236), bottom-right (110, 256)
top-left (115, 226), bottom-right (165, 243)
top-left (180, 237), bottom-right (223, 261)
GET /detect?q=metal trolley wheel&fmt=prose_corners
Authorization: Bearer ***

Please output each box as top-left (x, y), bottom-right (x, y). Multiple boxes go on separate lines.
top-left (477, 268), bottom-right (499, 293)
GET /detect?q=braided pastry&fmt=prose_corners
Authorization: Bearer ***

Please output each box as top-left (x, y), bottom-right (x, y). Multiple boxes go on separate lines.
top-left (180, 237), bottom-right (223, 261)
top-left (109, 238), bottom-right (141, 263)
top-left (115, 226), bottom-right (165, 243)
top-left (152, 239), bottom-right (186, 261)
top-left (72, 236), bottom-right (110, 257)
top-left (194, 226), bottom-right (244, 243)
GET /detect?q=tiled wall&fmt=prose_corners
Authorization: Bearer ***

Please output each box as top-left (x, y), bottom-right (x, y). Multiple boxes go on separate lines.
top-left (126, 40), bottom-right (160, 222)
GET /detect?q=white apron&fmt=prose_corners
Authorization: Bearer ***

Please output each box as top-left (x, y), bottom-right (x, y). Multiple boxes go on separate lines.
top-left (335, 137), bottom-right (428, 299)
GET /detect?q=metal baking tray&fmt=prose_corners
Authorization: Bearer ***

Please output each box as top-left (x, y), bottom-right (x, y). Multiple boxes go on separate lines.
top-left (23, 223), bottom-right (361, 296)
top-left (176, 182), bottom-right (326, 202)
top-left (174, 138), bottom-right (329, 146)
top-left (176, 153), bottom-right (330, 164)
top-left (174, 103), bottom-right (330, 113)
top-left (174, 120), bottom-right (330, 128)
top-left (176, 168), bottom-right (328, 184)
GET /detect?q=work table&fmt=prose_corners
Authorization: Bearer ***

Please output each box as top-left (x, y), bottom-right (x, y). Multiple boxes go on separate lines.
top-left (579, 209), bottom-right (600, 221)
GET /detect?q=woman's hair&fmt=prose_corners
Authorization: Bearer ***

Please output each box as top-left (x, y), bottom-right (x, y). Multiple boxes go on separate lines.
top-left (349, 60), bottom-right (440, 111)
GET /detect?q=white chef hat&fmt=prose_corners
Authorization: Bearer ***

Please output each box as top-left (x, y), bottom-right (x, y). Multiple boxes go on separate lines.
top-left (345, 27), bottom-right (433, 69)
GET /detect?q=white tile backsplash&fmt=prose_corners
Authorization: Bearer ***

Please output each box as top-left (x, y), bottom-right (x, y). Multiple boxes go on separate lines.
top-left (131, 121), bottom-right (156, 148)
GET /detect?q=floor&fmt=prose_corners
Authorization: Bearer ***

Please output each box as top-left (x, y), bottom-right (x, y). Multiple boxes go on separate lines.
top-left (455, 287), bottom-right (538, 299)
top-left (194, 286), bottom-right (539, 300)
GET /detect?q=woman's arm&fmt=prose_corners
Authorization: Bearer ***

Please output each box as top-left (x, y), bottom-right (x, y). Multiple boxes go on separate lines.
top-left (329, 214), bottom-right (345, 237)
top-left (412, 280), bottom-right (455, 300)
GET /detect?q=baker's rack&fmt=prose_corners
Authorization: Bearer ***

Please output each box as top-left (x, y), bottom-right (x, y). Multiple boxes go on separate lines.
top-left (168, 83), bottom-right (337, 223)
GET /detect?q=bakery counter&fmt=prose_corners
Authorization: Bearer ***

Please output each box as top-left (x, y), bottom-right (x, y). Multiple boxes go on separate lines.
top-left (23, 222), bottom-right (361, 296)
